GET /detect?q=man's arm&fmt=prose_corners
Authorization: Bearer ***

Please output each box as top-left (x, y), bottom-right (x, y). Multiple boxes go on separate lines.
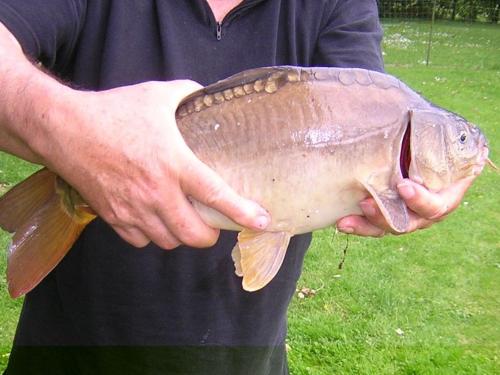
top-left (0, 23), bottom-right (50, 163)
top-left (0, 22), bottom-right (270, 248)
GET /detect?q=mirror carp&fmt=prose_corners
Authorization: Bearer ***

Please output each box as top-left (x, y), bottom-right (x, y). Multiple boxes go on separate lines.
top-left (0, 66), bottom-right (491, 297)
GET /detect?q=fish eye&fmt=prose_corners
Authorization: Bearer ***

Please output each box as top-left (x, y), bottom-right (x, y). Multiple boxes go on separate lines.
top-left (459, 131), bottom-right (467, 144)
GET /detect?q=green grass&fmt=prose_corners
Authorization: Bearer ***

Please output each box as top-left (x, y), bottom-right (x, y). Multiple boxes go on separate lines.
top-left (287, 21), bottom-right (500, 374)
top-left (0, 20), bottom-right (499, 374)
top-left (0, 156), bottom-right (38, 369)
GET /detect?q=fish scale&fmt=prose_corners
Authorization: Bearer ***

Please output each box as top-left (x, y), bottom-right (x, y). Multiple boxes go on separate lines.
top-left (177, 67), bottom-right (415, 234)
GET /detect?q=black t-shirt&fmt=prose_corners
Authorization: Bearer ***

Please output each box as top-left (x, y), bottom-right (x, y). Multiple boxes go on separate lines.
top-left (0, 1), bottom-right (383, 374)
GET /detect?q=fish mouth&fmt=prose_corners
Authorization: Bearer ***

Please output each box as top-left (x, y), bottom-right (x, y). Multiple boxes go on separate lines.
top-left (400, 119), bottom-right (411, 179)
top-left (474, 133), bottom-right (496, 174)
top-left (477, 144), bottom-right (497, 174)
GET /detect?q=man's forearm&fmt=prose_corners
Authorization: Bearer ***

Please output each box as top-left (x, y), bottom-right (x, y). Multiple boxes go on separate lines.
top-left (0, 22), bottom-right (75, 164)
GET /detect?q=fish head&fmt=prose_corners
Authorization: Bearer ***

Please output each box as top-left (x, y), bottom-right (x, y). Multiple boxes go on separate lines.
top-left (408, 108), bottom-right (489, 191)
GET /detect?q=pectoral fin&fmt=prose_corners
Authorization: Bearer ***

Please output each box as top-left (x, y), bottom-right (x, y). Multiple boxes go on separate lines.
top-left (362, 172), bottom-right (410, 233)
top-left (231, 230), bottom-right (291, 292)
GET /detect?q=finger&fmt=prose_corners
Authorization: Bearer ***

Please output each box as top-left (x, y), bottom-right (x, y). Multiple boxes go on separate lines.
top-left (358, 198), bottom-right (392, 232)
top-left (359, 195), bottom-right (444, 234)
top-left (360, 195), bottom-right (441, 233)
top-left (336, 215), bottom-right (386, 237)
top-left (337, 211), bottom-right (434, 237)
top-left (137, 214), bottom-right (183, 250)
top-left (113, 226), bottom-right (151, 248)
top-left (181, 156), bottom-right (271, 231)
top-left (405, 213), bottom-right (434, 232)
top-left (398, 177), bottom-right (474, 220)
top-left (156, 189), bottom-right (221, 248)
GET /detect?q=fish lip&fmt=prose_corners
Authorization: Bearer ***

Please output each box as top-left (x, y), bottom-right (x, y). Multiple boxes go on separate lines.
top-left (472, 132), bottom-right (491, 175)
top-left (474, 143), bottom-right (491, 175)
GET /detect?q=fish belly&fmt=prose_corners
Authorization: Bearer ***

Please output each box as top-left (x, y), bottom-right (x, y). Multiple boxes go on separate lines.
top-left (191, 149), bottom-right (369, 234)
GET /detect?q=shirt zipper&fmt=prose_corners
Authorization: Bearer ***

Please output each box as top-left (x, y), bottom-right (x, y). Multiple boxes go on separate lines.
top-left (210, 0), bottom-right (266, 41)
top-left (216, 22), bottom-right (222, 41)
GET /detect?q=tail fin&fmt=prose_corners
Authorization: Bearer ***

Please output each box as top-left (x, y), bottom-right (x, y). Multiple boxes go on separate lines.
top-left (0, 168), bottom-right (56, 233)
top-left (0, 169), bottom-right (95, 298)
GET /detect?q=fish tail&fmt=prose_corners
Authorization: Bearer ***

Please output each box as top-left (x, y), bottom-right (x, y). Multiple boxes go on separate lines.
top-left (0, 168), bottom-right (95, 298)
top-left (0, 168), bottom-right (57, 233)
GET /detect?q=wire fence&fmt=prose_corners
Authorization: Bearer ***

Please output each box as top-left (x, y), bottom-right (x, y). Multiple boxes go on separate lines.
top-left (378, 1), bottom-right (499, 66)
top-left (378, 0), bottom-right (499, 23)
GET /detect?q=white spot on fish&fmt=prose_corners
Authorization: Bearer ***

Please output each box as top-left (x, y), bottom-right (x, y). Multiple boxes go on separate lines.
top-left (275, 220), bottom-right (291, 230)
top-left (214, 123), bottom-right (220, 131)
top-left (300, 128), bottom-right (343, 148)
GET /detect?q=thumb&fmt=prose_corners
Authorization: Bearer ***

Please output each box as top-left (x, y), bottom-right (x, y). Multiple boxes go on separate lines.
top-left (181, 155), bottom-right (271, 231)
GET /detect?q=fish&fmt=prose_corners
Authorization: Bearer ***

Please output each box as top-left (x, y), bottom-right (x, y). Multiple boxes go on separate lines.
top-left (0, 66), bottom-right (491, 298)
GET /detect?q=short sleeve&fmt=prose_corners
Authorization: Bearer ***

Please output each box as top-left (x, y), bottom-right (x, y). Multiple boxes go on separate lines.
top-left (313, 0), bottom-right (384, 72)
top-left (0, 0), bottom-right (87, 69)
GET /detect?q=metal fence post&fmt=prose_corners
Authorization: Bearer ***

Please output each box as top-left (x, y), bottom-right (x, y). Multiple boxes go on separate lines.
top-left (425, 0), bottom-right (437, 66)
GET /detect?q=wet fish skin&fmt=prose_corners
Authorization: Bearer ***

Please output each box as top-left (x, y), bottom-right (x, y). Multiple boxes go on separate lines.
top-left (0, 66), bottom-right (489, 297)
top-left (177, 66), bottom-right (488, 290)
top-left (177, 66), bottom-right (487, 233)
top-left (179, 67), bottom-right (417, 234)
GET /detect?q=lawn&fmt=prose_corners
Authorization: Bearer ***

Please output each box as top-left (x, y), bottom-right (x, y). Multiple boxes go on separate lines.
top-left (0, 20), bottom-right (499, 374)
top-left (287, 20), bottom-right (500, 374)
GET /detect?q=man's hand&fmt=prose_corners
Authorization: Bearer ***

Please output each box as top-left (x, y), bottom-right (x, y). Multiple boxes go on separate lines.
top-left (336, 177), bottom-right (475, 237)
top-left (36, 81), bottom-right (271, 249)
top-left (0, 20), bottom-right (469, 246)
top-left (0, 23), bottom-right (269, 250)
